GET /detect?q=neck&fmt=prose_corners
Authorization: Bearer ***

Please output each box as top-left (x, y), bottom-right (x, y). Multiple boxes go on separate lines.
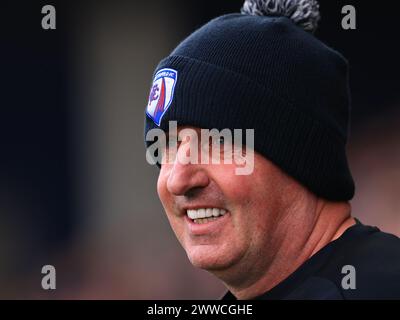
top-left (223, 199), bottom-right (355, 300)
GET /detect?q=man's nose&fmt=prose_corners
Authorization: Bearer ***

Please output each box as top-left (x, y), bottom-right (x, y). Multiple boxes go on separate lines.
top-left (166, 160), bottom-right (210, 196)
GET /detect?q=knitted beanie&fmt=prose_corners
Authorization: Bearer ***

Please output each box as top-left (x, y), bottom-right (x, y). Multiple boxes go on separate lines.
top-left (144, 0), bottom-right (355, 201)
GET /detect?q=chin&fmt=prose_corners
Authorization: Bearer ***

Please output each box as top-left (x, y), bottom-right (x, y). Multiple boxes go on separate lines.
top-left (185, 245), bottom-right (237, 271)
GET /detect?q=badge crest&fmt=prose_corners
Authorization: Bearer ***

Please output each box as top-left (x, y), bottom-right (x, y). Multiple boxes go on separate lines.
top-left (146, 68), bottom-right (178, 126)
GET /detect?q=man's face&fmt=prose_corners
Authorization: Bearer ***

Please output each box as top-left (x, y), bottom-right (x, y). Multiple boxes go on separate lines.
top-left (157, 126), bottom-right (304, 278)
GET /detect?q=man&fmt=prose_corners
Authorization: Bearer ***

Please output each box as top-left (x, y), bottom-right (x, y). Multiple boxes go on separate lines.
top-left (144, 0), bottom-right (400, 299)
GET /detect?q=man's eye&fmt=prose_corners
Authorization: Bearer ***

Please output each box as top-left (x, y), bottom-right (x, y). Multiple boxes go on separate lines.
top-left (216, 137), bottom-right (225, 145)
top-left (210, 136), bottom-right (226, 146)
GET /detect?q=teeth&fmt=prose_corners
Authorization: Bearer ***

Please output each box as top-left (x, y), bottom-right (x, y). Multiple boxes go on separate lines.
top-left (187, 208), bottom-right (227, 220)
top-left (198, 208), bottom-right (206, 218)
top-left (193, 217), bottom-right (219, 224)
top-left (212, 208), bottom-right (219, 217)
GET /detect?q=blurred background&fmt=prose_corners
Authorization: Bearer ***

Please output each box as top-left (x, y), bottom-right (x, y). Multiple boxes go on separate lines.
top-left (0, 0), bottom-right (399, 299)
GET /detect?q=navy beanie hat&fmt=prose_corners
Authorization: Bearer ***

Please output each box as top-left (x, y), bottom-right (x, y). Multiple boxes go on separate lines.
top-left (144, 0), bottom-right (355, 201)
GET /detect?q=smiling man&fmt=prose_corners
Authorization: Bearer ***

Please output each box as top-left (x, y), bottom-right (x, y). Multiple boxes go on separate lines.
top-left (144, 0), bottom-right (400, 300)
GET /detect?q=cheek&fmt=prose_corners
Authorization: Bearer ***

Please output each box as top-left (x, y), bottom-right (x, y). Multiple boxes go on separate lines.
top-left (212, 166), bottom-right (258, 231)
top-left (157, 167), bottom-right (176, 222)
top-left (213, 163), bottom-right (282, 236)
top-left (157, 167), bottom-right (186, 239)
top-left (212, 164), bottom-right (252, 199)
top-left (157, 165), bottom-right (171, 206)
top-left (213, 165), bottom-right (265, 211)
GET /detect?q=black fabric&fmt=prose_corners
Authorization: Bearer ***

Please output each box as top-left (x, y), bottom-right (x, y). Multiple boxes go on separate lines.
top-left (221, 219), bottom-right (400, 300)
top-left (144, 13), bottom-right (355, 201)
